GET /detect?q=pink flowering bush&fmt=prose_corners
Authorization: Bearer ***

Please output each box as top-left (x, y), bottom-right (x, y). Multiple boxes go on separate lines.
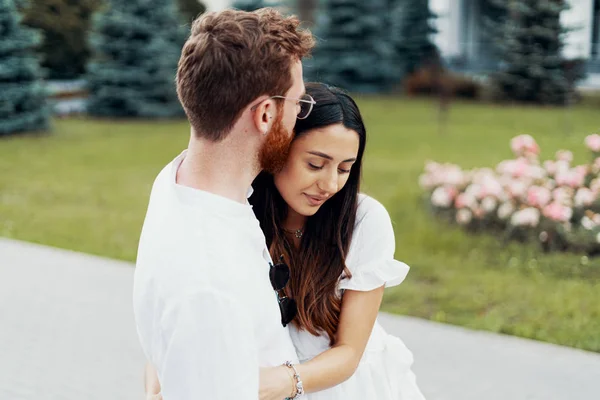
top-left (420, 134), bottom-right (600, 255)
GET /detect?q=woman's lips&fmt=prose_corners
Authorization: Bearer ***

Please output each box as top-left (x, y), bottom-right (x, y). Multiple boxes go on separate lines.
top-left (304, 193), bottom-right (326, 206)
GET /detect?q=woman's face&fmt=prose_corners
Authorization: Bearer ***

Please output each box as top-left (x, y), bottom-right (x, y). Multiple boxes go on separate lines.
top-left (274, 123), bottom-right (360, 217)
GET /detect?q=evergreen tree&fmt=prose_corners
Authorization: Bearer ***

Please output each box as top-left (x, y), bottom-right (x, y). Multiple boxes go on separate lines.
top-left (232, 0), bottom-right (267, 11)
top-left (21, 0), bottom-right (103, 80)
top-left (86, 0), bottom-right (185, 118)
top-left (295, 0), bottom-right (318, 26)
top-left (391, 0), bottom-right (438, 77)
top-left (0, 0), bottom-right (49, 135)
top-left (309, 0), bottom-right (396, 93)
top-left (486, 0), bottom-right (580, 105)
top-left (176, 0), bottom-right (205, 24)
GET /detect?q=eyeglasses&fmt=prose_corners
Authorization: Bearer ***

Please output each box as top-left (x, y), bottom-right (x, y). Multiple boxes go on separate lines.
top-left (251, 94), bottom-right (317, 120)
top-left (269, 257), bottom-right (297, 327)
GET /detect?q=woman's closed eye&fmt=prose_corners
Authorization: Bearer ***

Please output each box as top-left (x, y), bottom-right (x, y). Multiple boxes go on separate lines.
top-left (308, 162), bottom-right (352, 174)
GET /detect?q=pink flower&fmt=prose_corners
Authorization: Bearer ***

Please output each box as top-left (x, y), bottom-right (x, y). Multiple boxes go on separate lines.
top-left (496, 160), bottom-right (514, 176)
top-left (574, 188), bottom-right (596, 207)
top-left (510, 134), bottom-right (540, 158)
top-left (456, 209), bottom-right (473, 225)
top-left (552, 187), bottom-right (574, 206)
top-left (571, 166), bottom-right (587, 188)
top-left (555, 160), bottom-right (570, 175)
top-left (501, 158), bottom-right (547, 181)
top-left (555, 150), bottom-right (573, 163)
top-left (431, 186), bottom-right (457, 208)
top-left (481, 196), bottom-right (497, 212)
top-left (555, 167), bottom-right (586, 189)
top-left (526, 186), bottom-right (552, 208)
top-left (581, 216), bottom-right (596, 230)
top-left (543, 202), bottom-right (573, 222)
top-left (514, 158), bottom-right (530, 178)
top-left (471, 168), bottom-right (494, 182)
top-left (479, 178), bottom-right (503, 199)
top-left (455, 192), bottom-right (477, 209)
top-left (510, 207), bottom-right (540, 227)
top-left (524, 164), bottom-right (546, 181)
top-left (440, 164), bottom-right (465, 187)
top-left (424, 160), bottom-right (441, 174)
top-left (507, 180), bottom-right (528, 199)
top-left (585, 134), bottom-right (600, 153)
top-left (555, 171), bottom-right (568, 186)
top-left (497, 202), bottom-right (515, 220)
top-left (418, 174), bottom-right (433, 190)
top-left (544, 160), bottom-right (557, 176)
top-left (420, 162), bottom-right (466, 190)
top-left (465, 184), bottom-right (483, 199)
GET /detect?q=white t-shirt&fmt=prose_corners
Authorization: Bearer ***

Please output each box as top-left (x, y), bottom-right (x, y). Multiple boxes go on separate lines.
top-left (133, 151), bottom-right (298, 400)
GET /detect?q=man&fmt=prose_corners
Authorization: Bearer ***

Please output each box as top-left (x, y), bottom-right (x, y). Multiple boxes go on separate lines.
top-left (133, 8), bottom-right (314, 399)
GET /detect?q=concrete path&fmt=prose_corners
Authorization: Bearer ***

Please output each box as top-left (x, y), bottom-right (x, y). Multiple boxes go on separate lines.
top-left (1, 238), bottom-right (599, 400)
top-left (0, 239), bottom-right (145, 400)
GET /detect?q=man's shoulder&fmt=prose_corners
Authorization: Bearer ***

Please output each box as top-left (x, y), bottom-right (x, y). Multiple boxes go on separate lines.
top-left (137, 241), bottom-right (262, 293)
top-left (148, 157), bottom-right (178, 195)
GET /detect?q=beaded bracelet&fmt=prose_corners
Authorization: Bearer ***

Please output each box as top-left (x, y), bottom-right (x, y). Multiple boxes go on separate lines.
top-left (283, 361), bottom-right (304, 399)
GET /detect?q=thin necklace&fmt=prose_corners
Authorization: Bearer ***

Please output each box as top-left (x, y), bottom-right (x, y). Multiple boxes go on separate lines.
top-left (283, 227), bottom-right (304, 239)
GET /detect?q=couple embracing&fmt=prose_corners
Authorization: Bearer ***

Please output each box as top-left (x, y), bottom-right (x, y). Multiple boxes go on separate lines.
top-left (133, 7), bottom-right (425, 400)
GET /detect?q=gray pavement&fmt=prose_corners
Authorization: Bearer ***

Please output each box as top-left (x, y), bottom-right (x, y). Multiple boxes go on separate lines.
top-left (0, 239), bottom-right (145, 400)
top-left (1, 238), bottom-right (599, 400)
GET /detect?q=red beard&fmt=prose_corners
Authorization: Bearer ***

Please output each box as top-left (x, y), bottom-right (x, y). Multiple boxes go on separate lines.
top-left (259, 114), bottom-right (293, 174)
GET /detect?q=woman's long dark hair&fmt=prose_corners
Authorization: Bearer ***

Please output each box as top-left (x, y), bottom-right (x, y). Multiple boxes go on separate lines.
top-left (249, 83), bottom-right (367, 343)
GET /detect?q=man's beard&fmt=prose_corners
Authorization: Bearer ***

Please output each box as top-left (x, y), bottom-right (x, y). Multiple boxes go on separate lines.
top-left (259, 114), bottom-right (293, 175)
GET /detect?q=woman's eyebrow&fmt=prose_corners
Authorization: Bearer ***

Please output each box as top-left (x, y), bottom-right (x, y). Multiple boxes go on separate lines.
top-left (307, 151), bottom-right (356, 162)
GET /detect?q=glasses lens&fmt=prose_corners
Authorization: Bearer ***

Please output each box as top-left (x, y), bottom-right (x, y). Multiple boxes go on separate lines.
top-left (297, 94), bottom-right (314, 120)
top-left (269, 262), bottom-right (290, 291)
top-left (279, 297), bottom-right (297, 326)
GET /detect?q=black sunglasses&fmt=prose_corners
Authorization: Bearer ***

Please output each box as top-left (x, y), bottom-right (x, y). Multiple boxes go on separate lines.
top-left (269, 257), bottom-right (297, 327)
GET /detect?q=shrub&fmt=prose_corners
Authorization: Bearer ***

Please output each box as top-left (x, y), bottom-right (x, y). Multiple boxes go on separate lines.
top-left (420, 133), bottom-right (600, 255)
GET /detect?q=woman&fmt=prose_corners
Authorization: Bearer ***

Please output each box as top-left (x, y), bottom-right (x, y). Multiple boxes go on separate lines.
top-left (145, 83), bottom-right (425, 400)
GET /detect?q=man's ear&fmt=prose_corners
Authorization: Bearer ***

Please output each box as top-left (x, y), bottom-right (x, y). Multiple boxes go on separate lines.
top-left (253, 99), bottom-right (276, 135)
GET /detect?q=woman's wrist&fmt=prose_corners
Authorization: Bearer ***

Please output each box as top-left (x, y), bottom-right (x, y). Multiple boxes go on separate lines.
top-left (283, 365), bottom-right (297, 398)
top-left (283, 361), bottom-right (304, 399)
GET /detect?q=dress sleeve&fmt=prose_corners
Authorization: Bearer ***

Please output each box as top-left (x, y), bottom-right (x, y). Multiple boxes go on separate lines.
top-left (158, 290), bottom-right (259, 400)
top-left (339, 196), bottom-right (410, 292)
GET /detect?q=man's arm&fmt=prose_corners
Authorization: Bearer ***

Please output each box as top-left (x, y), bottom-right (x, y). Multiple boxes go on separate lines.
top-left (159, 290), bottom-right (258, 400)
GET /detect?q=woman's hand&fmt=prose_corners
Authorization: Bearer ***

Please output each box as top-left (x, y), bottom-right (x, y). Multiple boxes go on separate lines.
top-left (144, 363), bottom-right (162, 400)
top-left (259, 365), bottom-right (294, 400)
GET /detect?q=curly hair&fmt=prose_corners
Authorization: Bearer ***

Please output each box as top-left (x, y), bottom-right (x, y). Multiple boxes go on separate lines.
top-left (176, 8), bottom-right (315, 141)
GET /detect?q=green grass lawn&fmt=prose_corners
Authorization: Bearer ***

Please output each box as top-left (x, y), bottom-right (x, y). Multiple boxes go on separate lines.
top-left (1, 97), bottom-right (599, 352)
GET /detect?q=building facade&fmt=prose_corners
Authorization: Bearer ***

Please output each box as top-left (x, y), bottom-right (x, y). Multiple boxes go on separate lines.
top-left (203, 0), bottom-right (600, 87)
top-left (430, 0), bottom-right (600, 87)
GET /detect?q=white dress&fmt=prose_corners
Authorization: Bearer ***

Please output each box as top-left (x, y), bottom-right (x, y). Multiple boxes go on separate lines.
top-left (289, 194), bottom-right (426, 400)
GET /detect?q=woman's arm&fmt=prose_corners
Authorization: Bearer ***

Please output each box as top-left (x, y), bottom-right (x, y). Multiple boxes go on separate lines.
top-left (144, 362), bottom-right (162, 399)
top-left (148, 287), bottom-right (384, 400)
top-left (259, 285), bottom-right (385, 400)
top-left (295, 285), bottom-right (385, 393)
top-left (145, 287), bottom-right (385, 399)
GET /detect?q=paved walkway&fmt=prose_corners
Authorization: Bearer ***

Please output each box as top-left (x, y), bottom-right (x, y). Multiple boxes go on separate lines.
top-left (1, 238), bottom-right (599, 400)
